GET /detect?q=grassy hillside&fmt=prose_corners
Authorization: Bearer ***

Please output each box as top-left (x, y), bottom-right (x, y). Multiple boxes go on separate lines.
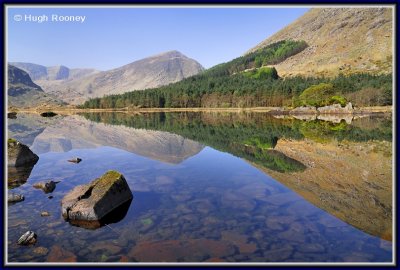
top-left (247, 8), bottom-right (392, 77)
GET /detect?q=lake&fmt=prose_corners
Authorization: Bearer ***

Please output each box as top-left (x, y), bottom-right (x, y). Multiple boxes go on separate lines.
top-left (7, 112), bottom-right (393, 263)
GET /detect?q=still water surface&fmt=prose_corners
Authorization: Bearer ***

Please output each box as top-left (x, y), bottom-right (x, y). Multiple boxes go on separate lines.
top-left (7, 112), bottom-right (392, 263)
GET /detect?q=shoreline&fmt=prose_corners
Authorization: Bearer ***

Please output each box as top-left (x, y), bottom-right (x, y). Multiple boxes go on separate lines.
top-left (8, 106), bottom-right (393, 115)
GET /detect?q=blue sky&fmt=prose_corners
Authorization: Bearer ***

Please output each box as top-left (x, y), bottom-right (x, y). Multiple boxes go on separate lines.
top-left (7, 7), bottom-right (309, 70)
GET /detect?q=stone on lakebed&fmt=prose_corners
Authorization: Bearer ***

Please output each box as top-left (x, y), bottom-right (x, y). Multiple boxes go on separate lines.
top-left (61, 170), bottom-right (133, 222)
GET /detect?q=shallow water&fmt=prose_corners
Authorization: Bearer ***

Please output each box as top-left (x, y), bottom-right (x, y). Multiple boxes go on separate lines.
top-left (7, 112), bottom-right (392, 263)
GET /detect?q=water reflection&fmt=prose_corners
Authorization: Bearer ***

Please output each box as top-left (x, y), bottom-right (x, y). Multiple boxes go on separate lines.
top-left (7, 112), bottom-right (392, 263)
top-left (81, 112), bottom-right (392, 241)
top-left (8, 165), bottom-right (35, 189)
top-left (8, 114), bottom-right (204, 164)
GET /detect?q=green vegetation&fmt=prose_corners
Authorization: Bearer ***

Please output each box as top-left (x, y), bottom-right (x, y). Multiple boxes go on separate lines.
top-left (243, 67), bottom-right (279, 80)
top-left (252, 40), bottom-right (308, 67)
top-left (299, 83), bottom-right (335, 107)
top-left (80, 37), bottom-right (391, 109)
top-left (207, 40), bottom-right (308, 75)
top-left (329, 95), bottom-right (347, 107)
top-left (81, 71), bottom-right (391, 109)
top-left (297, 83), bottom-right (348, 108)
top-left (243, 136), bottom-right (278, 150)
top-left (78, 37), bottom-right (391, 109)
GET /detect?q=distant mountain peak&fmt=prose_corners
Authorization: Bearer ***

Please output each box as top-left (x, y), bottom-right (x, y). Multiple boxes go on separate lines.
top-left (152, 50), bottom-right (186, 58)
top-left (144, 50), bottom-right (196, 63)
top-left (10, 62), bottom-right (99, 81)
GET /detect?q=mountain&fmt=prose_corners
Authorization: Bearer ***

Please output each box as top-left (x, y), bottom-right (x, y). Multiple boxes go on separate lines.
top-left (10, 62), bottom-right (99, 81)
top-left (7, 65), bottom-right (64, 108)
top-left (12, 51), bottom-right (204, 105)
top-left (247, 8), bottom-right (392, 77)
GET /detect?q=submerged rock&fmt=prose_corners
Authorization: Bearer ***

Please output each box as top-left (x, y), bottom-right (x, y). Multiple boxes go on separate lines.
top-left (8, 193), bottom-right (24, 203)
top-left (17, 231), bottom-right (37, 245)
top-left (67, 158), bottom-right (82, 164)
top-left (61, 170), bottom-right (133, 223)
top-left (46, 245), bottom-right (77, 262)
top-left (8, 138), bottom-right (39, 167)
top-left (129, 238), bottom-right (235, 262)
top-left (33, 181), bottom-right (60, 194)
top-left (41, 211), bottom-right (50, 217)
top-left (33, 246), bottom-right (49, 256)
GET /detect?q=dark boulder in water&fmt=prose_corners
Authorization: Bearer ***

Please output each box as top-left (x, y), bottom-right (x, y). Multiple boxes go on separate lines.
top-left (67, 157), bottom-right (82, 163)
top-left (61, 170), bottom-right (133, 225)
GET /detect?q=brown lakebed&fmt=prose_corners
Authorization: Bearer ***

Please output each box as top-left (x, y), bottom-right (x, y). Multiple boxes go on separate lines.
top-left (7, 112), bottom-right (392, 263)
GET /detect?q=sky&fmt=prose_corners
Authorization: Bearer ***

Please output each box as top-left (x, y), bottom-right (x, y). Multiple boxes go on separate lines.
top-left (7, 7), bottom-right (309, 70)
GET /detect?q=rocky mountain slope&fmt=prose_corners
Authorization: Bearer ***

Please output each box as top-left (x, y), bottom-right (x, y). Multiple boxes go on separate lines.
top-left (247, 7), bottom-right (393, 77)
top-left (7, 65), bottom-right (64, 108)
top-left (12, 51), bottom-right (204, 105)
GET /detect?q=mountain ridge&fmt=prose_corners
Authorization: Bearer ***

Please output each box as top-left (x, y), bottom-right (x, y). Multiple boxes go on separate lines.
top-left (246, 7), bottom-right (392, 77)
top-left (11, 50), bottom-right (204, 105)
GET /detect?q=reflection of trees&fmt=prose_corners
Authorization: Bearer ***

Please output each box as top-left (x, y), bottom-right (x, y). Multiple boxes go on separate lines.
top-left (297, 118), bottom-right (392, 143)
top-left (80, 112), bottom-right (391, 172)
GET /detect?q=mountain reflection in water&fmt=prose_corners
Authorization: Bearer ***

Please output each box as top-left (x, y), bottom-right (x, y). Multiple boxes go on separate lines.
top-left (7, 112), bottom-right (392, 262)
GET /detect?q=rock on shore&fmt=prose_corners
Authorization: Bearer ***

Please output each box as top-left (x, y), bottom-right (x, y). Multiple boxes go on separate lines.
top-left (289, 103), bottom-right (354, 115)
top-left (289, 106), bottom-right (318, 115)
top-left (61, 170), bottom-right (133, 222)
top-left (317, 102), bottom-right (353, 114)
